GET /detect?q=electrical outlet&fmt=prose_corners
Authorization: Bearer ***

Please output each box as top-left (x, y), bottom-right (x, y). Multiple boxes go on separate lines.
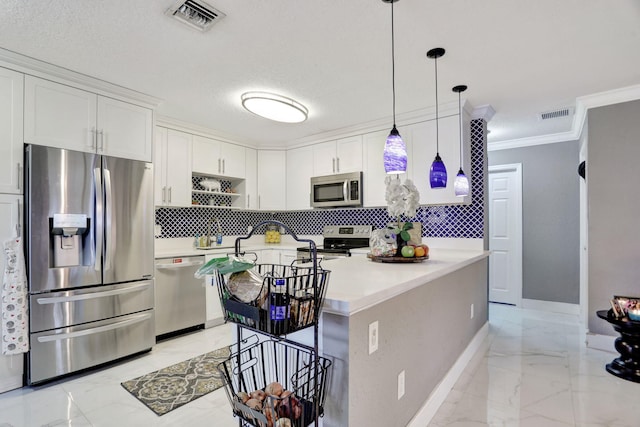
top-left (154, 224), bottom-right (162, 237)
top-left (470, 303), bottom-right (474, 319)
top-left (368, 321), bottom-right (379, 354)
top-left (398, 370), bottom-right (405, 399)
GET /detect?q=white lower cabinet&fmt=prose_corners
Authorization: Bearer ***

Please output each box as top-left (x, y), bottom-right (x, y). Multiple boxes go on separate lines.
top-left (279, 249), bottom-right (298, 266)
top-left (0, 194), bottom-right (23, 392)
top-left (204, 253), bottom-right (226, 328)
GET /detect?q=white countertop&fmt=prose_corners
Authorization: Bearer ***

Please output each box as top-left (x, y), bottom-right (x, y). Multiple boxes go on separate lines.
top-left (320, 248), bottom-right (489, 316)
top-left (154, 235), bottom-right (320, 258)
top-left (155, 237), bottom-right (489, 318)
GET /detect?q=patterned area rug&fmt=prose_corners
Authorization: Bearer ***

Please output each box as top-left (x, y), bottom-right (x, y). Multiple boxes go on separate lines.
top-left (121, 346), bottom-right (231, 416)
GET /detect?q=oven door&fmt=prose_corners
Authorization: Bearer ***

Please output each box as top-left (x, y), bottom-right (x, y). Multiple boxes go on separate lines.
top-left (296, 248), bottom-right (351, 262)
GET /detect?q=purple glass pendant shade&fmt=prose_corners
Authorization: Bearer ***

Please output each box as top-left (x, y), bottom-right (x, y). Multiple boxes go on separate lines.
top-left (454, 168), bottom-right (469, 196)
top-left (430, 153), bottom-right (447, 188)
top-left (383, 125), bottom-right (407, 174)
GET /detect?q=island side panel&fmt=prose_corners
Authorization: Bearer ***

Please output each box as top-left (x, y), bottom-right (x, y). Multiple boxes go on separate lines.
top-left (322, 258), bottom-right (488, 426)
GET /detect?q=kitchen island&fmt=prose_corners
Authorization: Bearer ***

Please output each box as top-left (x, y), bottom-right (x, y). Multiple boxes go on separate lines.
top-left (313, 249), bottom-right (489, 427)
top-left (155, 239), bottom-right (489, 426)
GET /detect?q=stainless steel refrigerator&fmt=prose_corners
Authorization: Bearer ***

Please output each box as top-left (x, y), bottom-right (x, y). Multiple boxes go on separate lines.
top-left (25, 145), bottom-right (155, 384)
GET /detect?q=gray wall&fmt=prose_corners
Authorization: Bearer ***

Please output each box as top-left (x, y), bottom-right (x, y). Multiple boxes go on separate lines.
top-left (489, 141), bottom-right (580, 304)
top-left (322, 259), bottom-right (488, 426)
top-left (588, 99), bottom-right (640, 335)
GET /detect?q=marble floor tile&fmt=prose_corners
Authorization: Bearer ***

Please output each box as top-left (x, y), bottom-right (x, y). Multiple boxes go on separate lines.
top-left (0, 304), bottom-right (634, 427)
top-left (428, 303), bottom-right (636, 427)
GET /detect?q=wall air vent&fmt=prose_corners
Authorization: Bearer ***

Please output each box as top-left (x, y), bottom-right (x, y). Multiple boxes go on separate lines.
top-left (538, 107), bottom-right (574, 121)
top-left (165, 0), bottom-right (225, 32)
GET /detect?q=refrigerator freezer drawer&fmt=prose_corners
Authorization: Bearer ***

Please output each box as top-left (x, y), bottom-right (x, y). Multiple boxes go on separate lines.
top-left (30, 280), bottom-right (154, 333)
top-left (28, 310), bottom-right (154, 384)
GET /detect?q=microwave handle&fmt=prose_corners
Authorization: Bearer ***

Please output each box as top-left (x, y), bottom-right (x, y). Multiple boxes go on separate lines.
top-left (344, 180), bottom-right (349, 201)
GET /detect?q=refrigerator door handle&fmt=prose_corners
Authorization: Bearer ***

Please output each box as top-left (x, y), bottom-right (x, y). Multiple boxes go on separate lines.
top-left (104, 167), bottom-right (114, 271)
top-left (35, 312), bottom-right (152, 343)
top-left (35, 282), bottom-right (152, 305)
top-left (94, 167), bottom-right (103, 272)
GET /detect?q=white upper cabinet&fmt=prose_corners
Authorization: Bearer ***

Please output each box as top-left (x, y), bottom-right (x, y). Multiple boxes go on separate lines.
top-left (286, 146), bottom-right (313, 210)
top-left (245, 148), bottom-right (258, 210)
top-left (257, 150), bottom-right (286, 211)
top-left (96, 96), bottom-right (153, 161)
top-left (362, 129), bottom-right (391, 207)
top-left (24, 76), bottom-right (153, 161)
top-left (312, 135), bottom-right (362, 176)
top-left (154, 127), bottom-right (192, 207)
top-left (192, 135), bottom-right (245, 179)
top-left (407, 115), bottom-right (469, 205)
top-left (0, 67), bottom-right (24, 194)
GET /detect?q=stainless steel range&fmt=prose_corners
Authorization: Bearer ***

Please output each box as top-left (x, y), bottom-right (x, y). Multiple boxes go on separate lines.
top-left (297, 225), bottom-right (372, 260)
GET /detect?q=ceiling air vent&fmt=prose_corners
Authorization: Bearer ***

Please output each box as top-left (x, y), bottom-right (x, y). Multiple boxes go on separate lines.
top-left (538, 107), bottom-right (574, 121)
top-left (165, 0), bottom-right (225, 32)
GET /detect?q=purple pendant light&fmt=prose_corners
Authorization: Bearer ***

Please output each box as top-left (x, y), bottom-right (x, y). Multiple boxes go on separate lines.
top-left (427, 48), bottom-right (447, 188)
top-left (382, 0), bottom-right (407, 174)
top-left (453, 85), bottom-right (469, 197)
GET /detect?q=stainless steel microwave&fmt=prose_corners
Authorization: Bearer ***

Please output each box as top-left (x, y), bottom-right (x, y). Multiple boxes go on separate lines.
top-left (310, 171), bottom-right (363, 208)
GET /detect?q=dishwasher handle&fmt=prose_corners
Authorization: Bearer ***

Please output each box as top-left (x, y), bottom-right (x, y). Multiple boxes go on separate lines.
top-left (156, 259), bottom-right (204, 269)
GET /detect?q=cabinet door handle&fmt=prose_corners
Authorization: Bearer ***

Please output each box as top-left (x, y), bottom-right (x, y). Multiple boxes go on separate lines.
top-left (89, 127), bottom-right (96, 149)
top-left (16, 199), bottom-right (21, 237)
top-left (218, 158), bottom-right (221, 173)
top-left (17, 163), bottom-right (22, 192)
top-left (247, 194), bottom-right (250, 209)
top-left (258, 195), bottom-right (261, 209)
top-left (222, 159), bottom-right (225, 174)
top-left (162, 186), bottom-right (166, 204)
top-left (332, 158), bottom-right (335, 173)
top-left (98, 129), bottom-right (105, 151)
top-left (168, 186), bottom-right (172, 204)
top-left (336, 157), bottom-right (340, 172)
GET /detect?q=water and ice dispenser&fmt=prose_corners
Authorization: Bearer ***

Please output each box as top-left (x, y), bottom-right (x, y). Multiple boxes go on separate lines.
top-left (50, 214), bottom-right (88, 268)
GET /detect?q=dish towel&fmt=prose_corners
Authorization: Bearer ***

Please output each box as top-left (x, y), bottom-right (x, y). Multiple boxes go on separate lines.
top-left (2, 236), bottom-right (29, 355)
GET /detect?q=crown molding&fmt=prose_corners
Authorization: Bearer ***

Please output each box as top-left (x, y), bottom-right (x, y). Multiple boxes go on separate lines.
top-left (471, 104), bottom-right (495, 122)
top-left (488, 84), bottom-right (640, 152)
top-left (155, 115), bottom-right (256, 148)
top-left (487, 130), bottom-right (579, 152)
top-left (0, 47), bottom-right (162, 108)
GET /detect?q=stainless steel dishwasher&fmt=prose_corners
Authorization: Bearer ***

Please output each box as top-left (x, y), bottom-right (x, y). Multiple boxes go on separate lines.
top-left (154, 256), bottom-right (206, 338)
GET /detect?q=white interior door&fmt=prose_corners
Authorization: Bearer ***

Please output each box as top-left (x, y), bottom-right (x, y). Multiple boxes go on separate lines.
top-left (488, 164), bottom-right (522, 305)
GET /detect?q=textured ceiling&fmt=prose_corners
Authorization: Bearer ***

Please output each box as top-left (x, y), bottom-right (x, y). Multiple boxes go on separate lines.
top-left (1, 0), bottom-right (639, 147)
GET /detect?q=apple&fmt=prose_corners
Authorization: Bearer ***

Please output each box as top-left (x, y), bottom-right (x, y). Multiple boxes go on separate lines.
top-left (414, 246), bottom-right (426, 257)
top-left (400, 245), bottom-right (415, 258)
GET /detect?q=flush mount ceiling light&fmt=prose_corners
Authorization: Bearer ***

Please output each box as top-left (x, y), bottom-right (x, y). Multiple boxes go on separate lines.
top-left (165, 0), bottom-right (225, 32)
top-left (241, 92), bottom-right (308, 123)
top-left (382, 0), bottom-right (407, 175)
top-left (427, 47), bottom-right (447, 189)
top-left (452, 85), bottom-right (469, 197)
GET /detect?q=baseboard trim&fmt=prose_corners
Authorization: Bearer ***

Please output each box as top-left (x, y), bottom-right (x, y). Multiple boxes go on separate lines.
top-left (522, 298), bottom-right (580, 316)
top-left (408, 322), bottom-right (489, 427)
top-left (586, 332), bottom-right (616, 353)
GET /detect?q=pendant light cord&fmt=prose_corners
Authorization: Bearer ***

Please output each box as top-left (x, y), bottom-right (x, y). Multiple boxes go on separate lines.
top-left (391, 1), bottom-right (396, 126)
top-left (458, 90), bottom-right (462, 167)
top-left (434, 55), bottom-right (439, 154)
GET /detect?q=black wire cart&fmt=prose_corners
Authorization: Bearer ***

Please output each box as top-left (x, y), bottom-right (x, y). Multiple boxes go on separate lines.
top-left (216, 221), bottom-right (332, 427)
